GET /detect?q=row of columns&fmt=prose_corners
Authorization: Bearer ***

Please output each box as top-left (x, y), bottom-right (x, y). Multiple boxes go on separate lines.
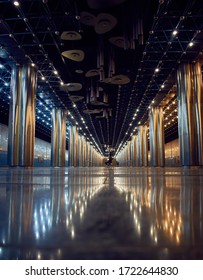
top-left (117, 62), bottom-right (203, 167)
top-left (68, 126), bottom-right (102, 167)
top-left (5, 61), bottom-right (203, 167)
top-left (7, 64), bottom-right (103, 167)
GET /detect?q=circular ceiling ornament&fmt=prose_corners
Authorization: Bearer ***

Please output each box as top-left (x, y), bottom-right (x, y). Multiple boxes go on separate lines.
top-left (60, 83), bottom-right (82, 92)
top-left (95, 13), bottom-right (117, 34)
top-left (109, 36), bottom-right (130, 48)
top-left (87, 0), bottom-right (126, 9)
top-left (61, 50), bottom-right (85, 62)
top-left (80, 11), bottom-right (96, 26)
top-left (75, 69), bottom-right (84, 74)
top-left (60, 31), bottom-right (82, 40)
top-left (111, 74), bottom-right (130, 85)
top-left (85, 69), bottom-right (100, 77)
top-left (69, 95), bottom-right (84, 102)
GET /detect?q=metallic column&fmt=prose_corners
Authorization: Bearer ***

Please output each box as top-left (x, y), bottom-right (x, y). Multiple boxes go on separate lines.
top-left (177, 64), bottom-right (198, 166)
top-left (193, 62), bottom-right (203, 165)
top-left (78, 134), bottom-right (82, 167)
top-left (74, 126), bottom-right (79, 166)
top-left (132, 135), bottom-right (137, 166)
top-left (83, 137), bottom-right (87, 166)
top-left (8, 64), bottom-right (37, 166)
top-left (137, 126), bottom-right (146, 166)
top-left (136, 134), bottom-right (140, 166)
top-left (69, 126), bottom-right (79, 167)
top-left (86, 141), bottom-right (90, 166)
top-left (149, 106), bottom-right (165, 167)
top-left (51, 108), bottom-right (67, 167)
top-left (68, 126), bottom-right (73, 166)
top-left (127, 140), bottom-right (132, 166)
top-left (142, 125), bottom-right (148, 167)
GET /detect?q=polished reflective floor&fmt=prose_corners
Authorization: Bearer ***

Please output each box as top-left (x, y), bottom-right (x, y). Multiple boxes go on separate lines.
top-left (0, 166), bottom-right (203, 260)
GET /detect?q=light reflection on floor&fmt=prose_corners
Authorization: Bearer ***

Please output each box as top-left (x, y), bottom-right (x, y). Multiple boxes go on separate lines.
top-left (0, 166), bottom-right (203, 259)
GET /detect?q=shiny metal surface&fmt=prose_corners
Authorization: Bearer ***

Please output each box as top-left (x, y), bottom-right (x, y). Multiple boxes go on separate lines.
top-left (177, 64), bottom-right (198, 166)
top-left (51, 109), bottom-right (66, 167)
top-left (149, 106), bottom-right (165, 167)
top-left (8, 65), bottom-right (37, 166)
top-left (0, 166), bottom-right (203, 260)
top-left (132, 135), bottom-right (137, 167)
top-left (193, 63), bottom-right (203, 166)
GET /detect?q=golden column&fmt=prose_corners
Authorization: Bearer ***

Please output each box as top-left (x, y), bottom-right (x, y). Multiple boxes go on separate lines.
top-left (8, 64), bottom-right (37, 166)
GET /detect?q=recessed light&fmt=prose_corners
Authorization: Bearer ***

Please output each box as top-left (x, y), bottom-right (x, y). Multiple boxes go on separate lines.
top-left (13, 1), bottom-right (20, 7)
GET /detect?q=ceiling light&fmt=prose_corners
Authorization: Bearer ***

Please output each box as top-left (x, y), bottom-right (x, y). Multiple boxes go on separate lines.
top-left (31, 63), bottom-right (35, 67)
top-left (155, 68), bottom-right (160, 72)
top-left (41, 76), bottom-right (45, 80)
top-left (54, 70), bottom-right (58, 75)
top-left (13, 1), bottom-right (20, 6)
top-left (172, 30), bottom-right (178, 36)
top-left (60, 81), bottom-right (64, 85)
top-left (161, 84), bottom-right (165, 88)
top-left (188, 42), bottom-right (194, 47)
top-left (0, 64), bottom-right (4, 69)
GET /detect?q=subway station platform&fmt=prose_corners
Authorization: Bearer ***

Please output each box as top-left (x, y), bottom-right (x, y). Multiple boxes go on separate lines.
top-left (0, 166), bottom-right (203, 260)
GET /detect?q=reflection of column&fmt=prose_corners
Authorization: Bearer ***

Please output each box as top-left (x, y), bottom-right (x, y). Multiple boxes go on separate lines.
top-left (8, 65), bottom-right (37, 166)
top-left (51, 108), bottom-right (66, 167)
top-left (177, 63), bottom-right (199, 166)
top-left (193, 63), bottom-right (203, 166)
top-left (149, 107), bottom-right (165, 167)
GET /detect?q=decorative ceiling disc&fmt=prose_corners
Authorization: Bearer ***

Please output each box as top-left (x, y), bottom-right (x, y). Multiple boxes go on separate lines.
top-left (80, 11), bottom-right (96, 26)
top-left (61, 50), bottom-right (85, 62)
top-left (85, 69), bottom-right (100, 77)
top-left (60, 31), bottom-right (82, 41)
top-left (75, 69), bottom-right (84, 74)
top-left (111, 74), bottom-right (130, 85)
top-left (69, 95), bottom-right (84, 102)
top-left (109, 36), bottom-right (130, 48)
top-left (83, 109), bottom-right (103, 114)
top-left (60, 83), bottom-right (82, 92)
top-left (87, 0), bottom-right (126, 9)
top-left (95, 13), bottom-right (117, 34)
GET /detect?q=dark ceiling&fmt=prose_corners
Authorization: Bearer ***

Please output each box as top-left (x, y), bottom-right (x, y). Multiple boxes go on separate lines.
top-left (0, 0), bottom-right (203, 156)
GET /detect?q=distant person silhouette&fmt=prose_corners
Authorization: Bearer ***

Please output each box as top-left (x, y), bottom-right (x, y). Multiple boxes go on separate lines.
top-left (105, 152), bottom-right (113, 166)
